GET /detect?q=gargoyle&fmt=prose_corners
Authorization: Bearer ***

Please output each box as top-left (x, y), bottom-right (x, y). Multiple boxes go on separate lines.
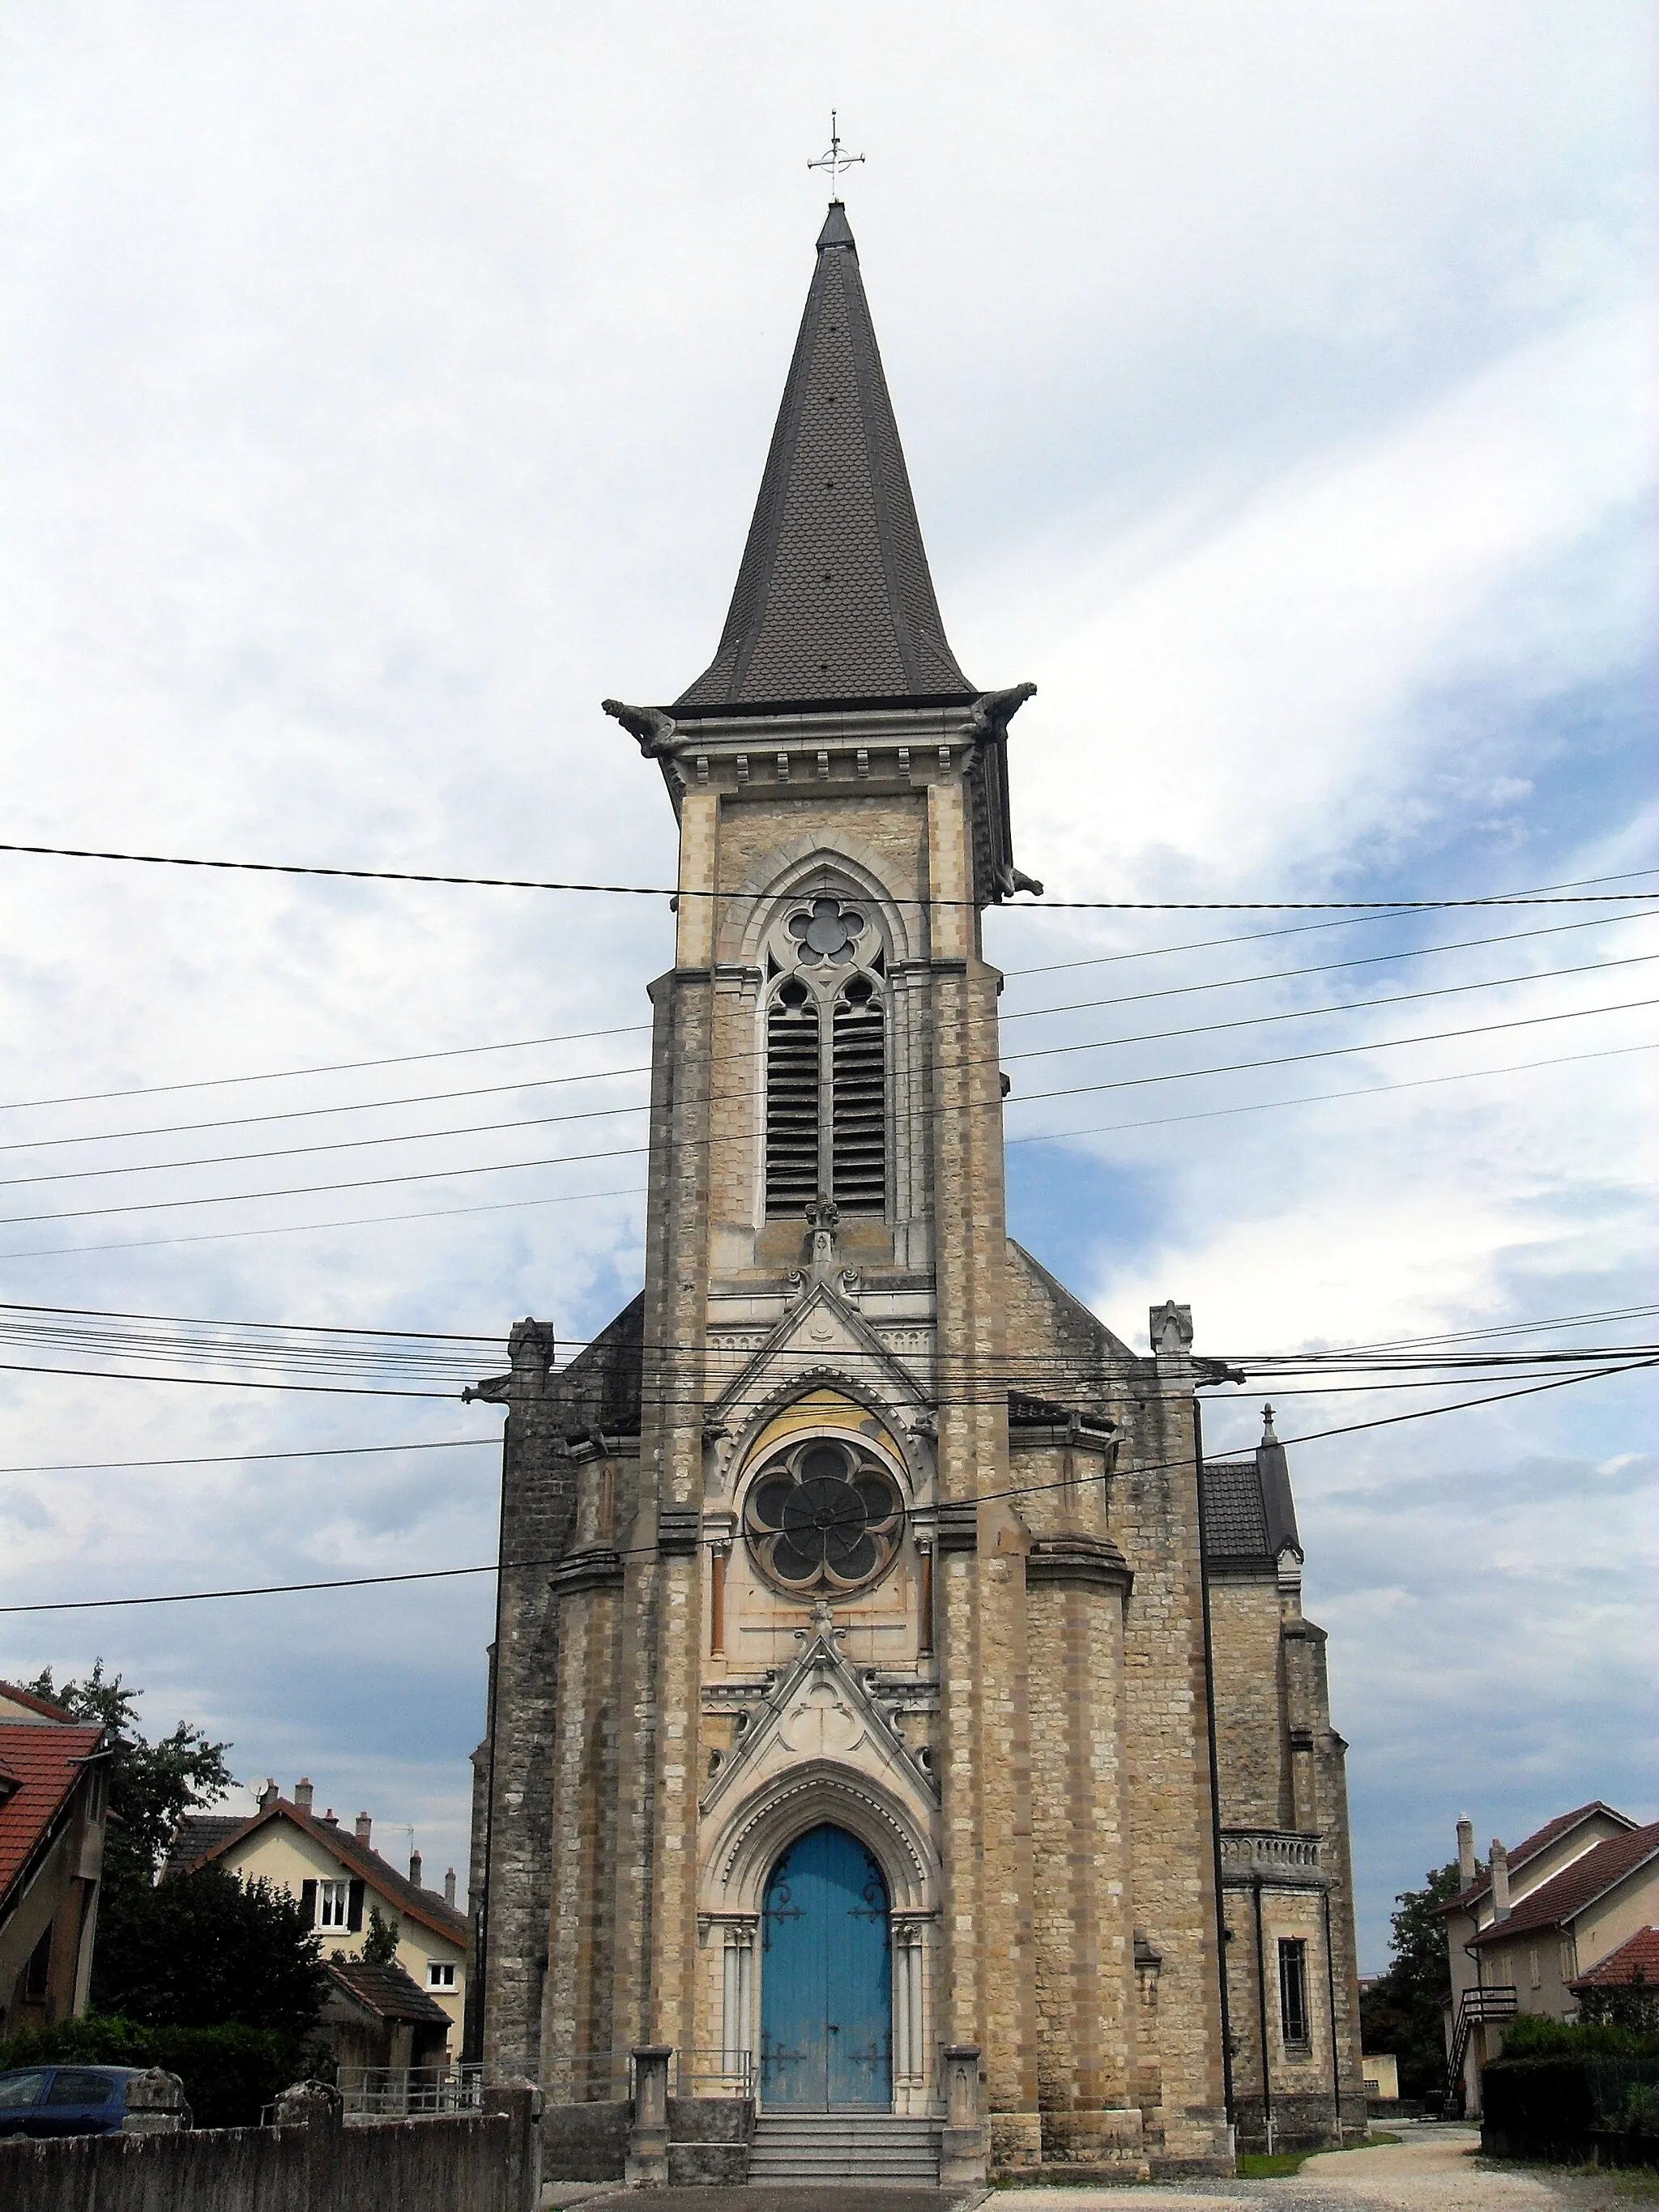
top-left (993, 863), bottom-right (1045, 899)
top-left (602, 697), bottom-right (677, 758)
top-left (966, 680), bottom-right (1037, 744)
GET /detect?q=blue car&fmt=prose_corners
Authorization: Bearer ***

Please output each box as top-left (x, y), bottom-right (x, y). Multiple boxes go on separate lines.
top-left (0, 2065), bottom-right (156, 2137)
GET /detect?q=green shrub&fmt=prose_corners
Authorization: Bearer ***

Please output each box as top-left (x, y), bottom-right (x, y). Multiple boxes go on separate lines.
top-left (1502, 2014), bottom-right (1659, 2061)
top-left (0, 2015), bottom-right (321, 2129)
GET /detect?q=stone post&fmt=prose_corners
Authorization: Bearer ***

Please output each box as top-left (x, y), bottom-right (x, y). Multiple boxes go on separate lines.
top-left (626, 2045), bottom-right (673, 2186)
top-left (939, 2042), bottom-right (987, 2184)
top-left (486, 2078), bottom-right (545, 2212)
top-left (121, 2068), bottom-right (189, 2133)
top-left (273, 2080), bottom-right (343, 2210)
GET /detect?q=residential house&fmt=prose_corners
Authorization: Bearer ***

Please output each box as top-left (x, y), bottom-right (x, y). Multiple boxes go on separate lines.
top-left (1441, 1804), bottom-right (1659, 2114)
top-left (168, 1779), bottom-right (467, 2054)
top-left (0, 1681), bottom-right (109, 2035)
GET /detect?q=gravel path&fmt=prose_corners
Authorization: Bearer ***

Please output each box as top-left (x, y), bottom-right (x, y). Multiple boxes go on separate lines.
top-left (991, 2121), bottom-right (1644, 2212)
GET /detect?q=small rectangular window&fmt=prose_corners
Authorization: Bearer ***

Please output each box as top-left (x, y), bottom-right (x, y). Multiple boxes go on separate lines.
top-left (426, 1961), bottom-right (457, 1990)
top-left (1278, 1937), bottom-right (1310, 2048)
top-left (316, 1880), bottom-right (352, 1930)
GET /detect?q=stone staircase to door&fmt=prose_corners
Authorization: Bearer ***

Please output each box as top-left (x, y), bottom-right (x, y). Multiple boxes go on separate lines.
top-left (748, 2112), bottom-right (940, 2184)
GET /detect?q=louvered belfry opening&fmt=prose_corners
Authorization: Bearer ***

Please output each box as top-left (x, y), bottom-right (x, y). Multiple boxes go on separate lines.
top-left (831, 974), bottom-right (886, 1212)
top-left (765, 978), bottom-right (821, 1216)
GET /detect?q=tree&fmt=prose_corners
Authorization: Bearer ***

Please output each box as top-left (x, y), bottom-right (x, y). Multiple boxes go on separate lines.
top-left (361, 1905), bottom-right (402, 1967)
top-left (92, 1864), bottom-right (326, 2035)
top-left (25, 1662), bottom-right (322, 2034)
top-left (1359, 1859), bottom-right (1473, 2100)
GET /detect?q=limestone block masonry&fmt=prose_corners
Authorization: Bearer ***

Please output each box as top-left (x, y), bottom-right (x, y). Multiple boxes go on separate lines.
top-left (467, 197), bottom-right (1363, 2176)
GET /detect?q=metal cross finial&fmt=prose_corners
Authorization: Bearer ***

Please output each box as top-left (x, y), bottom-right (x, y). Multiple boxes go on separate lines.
top-left (808, 109), bottom-right (864, 198)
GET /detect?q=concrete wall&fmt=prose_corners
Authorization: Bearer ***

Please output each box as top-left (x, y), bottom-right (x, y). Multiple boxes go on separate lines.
top-left (0, 2091), bottom-right (539, 2212)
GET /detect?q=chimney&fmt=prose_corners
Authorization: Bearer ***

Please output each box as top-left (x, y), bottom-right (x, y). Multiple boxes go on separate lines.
top-left (1457, 1816), bottom-right (1476, 1887)
top-left (322, 1807), bottom-right (339, 1826)
top-left (355, 1811), bottom-right (373, 1848)
top-left (258, 1778), bottom-right (279, 1810)
top-left (1491, 1839), bottom-right (1511, 1923)
top-left (409, 1849), bottom-right (423, 1889)
top-left (444, 1868), bottom-right (457, 1907)
top-left (294, 1778), bottom-right (314, 1815)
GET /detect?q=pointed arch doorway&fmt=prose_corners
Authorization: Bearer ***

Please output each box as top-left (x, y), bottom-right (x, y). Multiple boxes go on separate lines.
top-left (759, 1823), bottom-right (893, 2107)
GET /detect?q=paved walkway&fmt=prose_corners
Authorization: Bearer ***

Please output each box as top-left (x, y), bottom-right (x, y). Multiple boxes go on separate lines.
top-left (543, 2126), bottom-right (1649, 2212)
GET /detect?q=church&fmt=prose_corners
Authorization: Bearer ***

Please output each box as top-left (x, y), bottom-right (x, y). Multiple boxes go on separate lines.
top-left (466, 198), bottom-right (1367, 2181)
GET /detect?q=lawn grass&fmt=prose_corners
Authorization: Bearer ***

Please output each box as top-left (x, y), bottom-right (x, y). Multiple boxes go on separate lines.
top-left (1236, 2130), bottom-right (1399, 2178)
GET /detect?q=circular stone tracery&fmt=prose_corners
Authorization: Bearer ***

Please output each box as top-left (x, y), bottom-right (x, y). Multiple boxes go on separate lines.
top-left (743, 1438), bottom-right (905, 1599)
top-left (787, 896), bottom-right (866, 965)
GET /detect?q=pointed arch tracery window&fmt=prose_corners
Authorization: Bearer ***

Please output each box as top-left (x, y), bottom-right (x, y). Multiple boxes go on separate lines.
top-left (763, 895), bottom-right (889, 1218)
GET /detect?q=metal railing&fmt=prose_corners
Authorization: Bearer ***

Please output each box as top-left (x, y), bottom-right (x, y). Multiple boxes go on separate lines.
top-left (336, 2065), bottom-right (483, 2118)
top-left (536, 2052), bottom-right (636, 2105)
top-left (1445, 1984), bottom-right (1517, 2111)
top-left (673, 2048), bottom-right (753, 2099)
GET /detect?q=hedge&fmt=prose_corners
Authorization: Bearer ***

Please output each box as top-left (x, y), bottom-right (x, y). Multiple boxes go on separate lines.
top-left (0, 2016), bottom-right (321, 2129)
top-left (1484, 2044), bottom-right (1659, 2163)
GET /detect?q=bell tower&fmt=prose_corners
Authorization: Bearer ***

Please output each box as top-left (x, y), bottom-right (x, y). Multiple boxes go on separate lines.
top-left (469, 193), bottom-right (1363, 2184)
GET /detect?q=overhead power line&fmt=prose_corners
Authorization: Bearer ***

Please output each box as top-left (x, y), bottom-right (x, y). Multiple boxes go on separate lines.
top-left (2, 1354), bottom-right (1650, 1615)
top-left (4, 906), bottom-right (1650, 1158)
top-left (2, 1035), bottom-right (1650, 1266)
top-left (3, 836), bottom-right (1658, 910)
top-left (6, 864), bottom-right (1648, 1117)
top-left (1, 947), bottom-right (1652, 1195)
top-left (2, 989), bottom-right (1653, 1229)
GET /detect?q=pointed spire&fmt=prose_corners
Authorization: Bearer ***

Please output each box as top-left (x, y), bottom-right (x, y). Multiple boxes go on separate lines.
top-left (676, 205), bottom-right (972, 711)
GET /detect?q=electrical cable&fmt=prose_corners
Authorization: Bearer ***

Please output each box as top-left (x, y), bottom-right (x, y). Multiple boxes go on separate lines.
top-left (2, 948), bottom-right (1651, 1194)
top-left (5, 835), bottom-right (1659, 910)
top-left (6, 905), bottom-right (1652, 1160)
top-left (7, 864), bottom-right (1648, 1119)
top-left (3, 1353), bottom-right (1650, 1615)
top-left (2, 989), bottom-right (1653, 1229)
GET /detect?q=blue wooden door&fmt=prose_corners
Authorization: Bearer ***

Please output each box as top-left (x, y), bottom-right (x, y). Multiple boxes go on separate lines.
top-left (760, 1824), bottom-right (891, 2107)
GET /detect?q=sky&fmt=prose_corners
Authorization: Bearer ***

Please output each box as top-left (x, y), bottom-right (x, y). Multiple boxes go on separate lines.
top-left (0, 2), bottom-right (1654, 1976)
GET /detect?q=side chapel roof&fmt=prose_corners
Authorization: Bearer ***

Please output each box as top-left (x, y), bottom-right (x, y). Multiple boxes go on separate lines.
top-left (675, 202), bottom-right (973, 714)
top-left (1201, 1412), bottom-right (1301, 1569)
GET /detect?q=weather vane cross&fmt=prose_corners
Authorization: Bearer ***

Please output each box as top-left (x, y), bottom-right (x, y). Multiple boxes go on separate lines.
top-left (808, 109), bottom-right (864, 198)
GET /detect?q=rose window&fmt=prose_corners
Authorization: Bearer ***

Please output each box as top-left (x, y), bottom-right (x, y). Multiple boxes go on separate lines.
top-left (743, 1438), bottom-right (905, 1597)
top-left (787, 897), bottom-right (866, 966)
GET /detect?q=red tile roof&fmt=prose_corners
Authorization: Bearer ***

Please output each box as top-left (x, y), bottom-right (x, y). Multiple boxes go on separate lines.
top-left (0, 1720), bottom-right (104, 1907)
top-left (1470, 1822), bottom-right (1659, 1946)
top-left (1441, 1802), bottom-right (1636, 1916)
top-left (1572, 1925), bottom-right (1659, 1991)
top-left (168, 1800), bottom-right (467, 1947)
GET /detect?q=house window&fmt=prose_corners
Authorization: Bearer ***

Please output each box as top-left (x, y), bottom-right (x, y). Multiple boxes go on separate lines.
top-left (763, 900), bottom-right (887, 1219)
top-left (316, 1880), bottom-right (351, 1930)
top-left (427, 1961), bottom-right (457, 1991)
top-left (1278, 1937), bottom-right (1310, 2049)
top-left (1529, 1946), bottom-right (1541, 1990)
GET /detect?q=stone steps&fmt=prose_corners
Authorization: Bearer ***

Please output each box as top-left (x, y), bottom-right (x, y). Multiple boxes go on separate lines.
top-left (748, 2112), bottom-right (940, 2184)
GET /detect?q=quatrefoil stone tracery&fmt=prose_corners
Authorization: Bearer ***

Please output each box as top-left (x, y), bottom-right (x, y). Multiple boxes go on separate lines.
top-left (787, 897), bottom-right (866, 965)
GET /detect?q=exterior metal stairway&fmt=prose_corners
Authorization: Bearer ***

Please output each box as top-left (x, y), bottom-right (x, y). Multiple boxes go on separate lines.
top-left (1446, 1984), bottom-right (1517, 2110)
top-left (747, 2112), bottom-right (941, 2184)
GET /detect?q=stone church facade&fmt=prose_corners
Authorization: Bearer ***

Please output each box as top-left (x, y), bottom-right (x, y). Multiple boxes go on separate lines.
top-left (467, 201), bottom-right (1367, 2176)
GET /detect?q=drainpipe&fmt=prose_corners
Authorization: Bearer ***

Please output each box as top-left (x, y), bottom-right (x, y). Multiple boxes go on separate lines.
top-left (1253, 1878), bottom-right (1273, 2154)
top-left (1192, 1396), bottom-right (1235, 2127)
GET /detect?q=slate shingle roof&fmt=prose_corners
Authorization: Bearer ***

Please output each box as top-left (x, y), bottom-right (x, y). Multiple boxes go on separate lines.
top-left (0, 1719), bottom-right (104, 1905)
top-left (1201, 1460), bottom-right (1271, 1558)
top-left (1469, 1822), bottom-right (1659, 1946)
top-left (676, 202), bottom-right (973, 713)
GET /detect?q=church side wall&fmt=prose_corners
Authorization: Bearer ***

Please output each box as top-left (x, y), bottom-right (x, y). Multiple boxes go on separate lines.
top-left (476, 1357), bottom-right (576, 2076)
top-left (1115, 1339), bottom-right (1230, 2167)
top-left (1208, 1576), bottom-right (1292, 1830)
